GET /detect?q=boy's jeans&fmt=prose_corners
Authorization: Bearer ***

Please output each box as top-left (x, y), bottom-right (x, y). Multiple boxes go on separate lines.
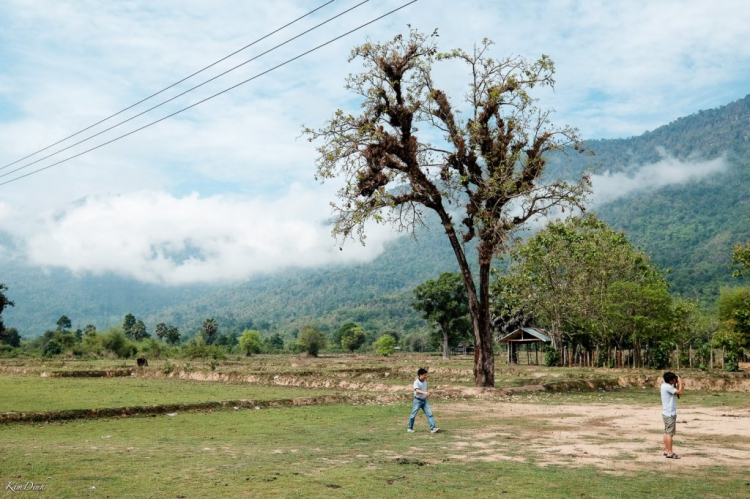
top-left (408, 398), bottom-right (435, 430)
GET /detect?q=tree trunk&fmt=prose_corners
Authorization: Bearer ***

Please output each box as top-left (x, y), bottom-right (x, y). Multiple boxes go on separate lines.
top-left (440, 215), bottom-right (494, 386)
top-left (440, 323), bottom-right (451, 360)
top-left (472, 262), bottom-right (495, 386)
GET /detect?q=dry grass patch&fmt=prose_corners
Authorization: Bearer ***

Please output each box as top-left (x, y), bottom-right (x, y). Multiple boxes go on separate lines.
top-left (438, 399), bottom-right (750, 472)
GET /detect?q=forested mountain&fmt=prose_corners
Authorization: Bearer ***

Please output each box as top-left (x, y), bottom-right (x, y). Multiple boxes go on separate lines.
top-left (3, 95), bottom-right (749, 337)
top-left (588, 95), bottom-right (750, 300)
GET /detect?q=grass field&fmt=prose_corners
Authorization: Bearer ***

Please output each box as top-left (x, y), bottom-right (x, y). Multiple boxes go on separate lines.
top-left (1, 356), bottom-right (749, 498)
top-left (0, 375), bottom-right (337, 413)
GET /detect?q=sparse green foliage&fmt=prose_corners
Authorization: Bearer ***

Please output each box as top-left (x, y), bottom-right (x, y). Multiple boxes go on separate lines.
top-left (306, 29), bottom-right (591, 386)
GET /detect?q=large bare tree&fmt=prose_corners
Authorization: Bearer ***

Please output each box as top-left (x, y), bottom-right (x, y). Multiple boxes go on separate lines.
top-left (305, 30), bottom-right (590, 386)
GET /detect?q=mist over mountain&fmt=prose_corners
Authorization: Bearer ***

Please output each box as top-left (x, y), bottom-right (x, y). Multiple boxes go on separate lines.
top-left (3, 95), bottom-right (749, 337)
top-left (587, 95), bottom-right (750, 298)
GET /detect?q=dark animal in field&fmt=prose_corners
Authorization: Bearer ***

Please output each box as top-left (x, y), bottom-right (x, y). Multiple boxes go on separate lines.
top-left (137, 358), bottom-right (148, 367)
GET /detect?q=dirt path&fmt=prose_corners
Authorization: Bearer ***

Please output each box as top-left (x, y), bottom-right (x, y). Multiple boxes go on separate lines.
top-left (439, 401), bottom-right (750, 471)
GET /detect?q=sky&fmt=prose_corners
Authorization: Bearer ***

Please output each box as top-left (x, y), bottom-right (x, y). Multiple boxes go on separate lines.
top-left (0, 0), bottom-right (748, 285)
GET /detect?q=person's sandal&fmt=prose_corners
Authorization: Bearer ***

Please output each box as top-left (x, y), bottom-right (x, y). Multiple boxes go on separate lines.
top-left (665, 453), bottom-right (680, 459)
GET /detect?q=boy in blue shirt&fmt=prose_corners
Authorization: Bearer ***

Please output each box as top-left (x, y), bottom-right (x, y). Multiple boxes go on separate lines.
top-left (407, 368), bottom-right (440, 433)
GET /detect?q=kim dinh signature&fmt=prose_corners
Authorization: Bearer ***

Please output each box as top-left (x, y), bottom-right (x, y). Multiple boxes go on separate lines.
top-left (5, 477), bottom-right (51, 492)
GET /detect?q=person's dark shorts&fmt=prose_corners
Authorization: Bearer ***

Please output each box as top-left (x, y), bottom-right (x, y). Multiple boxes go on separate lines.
top-left (663, 415), bottom-right (676, 436)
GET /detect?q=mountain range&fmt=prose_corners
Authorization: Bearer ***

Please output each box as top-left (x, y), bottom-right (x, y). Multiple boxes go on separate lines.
top-left (3, 95), bottom-right (750, 338)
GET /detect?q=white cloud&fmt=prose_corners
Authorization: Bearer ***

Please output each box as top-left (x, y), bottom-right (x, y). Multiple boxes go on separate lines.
top-left (0, 0), bottom-right (748, 286)
top-left (17, 186), bottom-right (401, 285)
top-left (589, 154), bottom-right (728, 206)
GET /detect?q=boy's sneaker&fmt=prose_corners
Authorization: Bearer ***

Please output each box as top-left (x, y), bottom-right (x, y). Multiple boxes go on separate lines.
top-left (430, 427), bottom-right (440, 433)
top-left (407, 428), bottom-right (415, 433)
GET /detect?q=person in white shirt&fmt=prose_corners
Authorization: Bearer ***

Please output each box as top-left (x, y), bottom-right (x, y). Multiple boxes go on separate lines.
top-left (407, 368), bottom-right (440, 433)
top-left (660, 371), bottom-right (684, 459)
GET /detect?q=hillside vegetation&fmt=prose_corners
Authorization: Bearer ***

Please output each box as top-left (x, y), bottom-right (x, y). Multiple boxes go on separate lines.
top-left (2, 95), bottom-right (749, 336)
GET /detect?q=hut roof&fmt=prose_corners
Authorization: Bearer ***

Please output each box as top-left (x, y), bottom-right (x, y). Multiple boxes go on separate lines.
top-left (497, 327), bottom-right (552, 344)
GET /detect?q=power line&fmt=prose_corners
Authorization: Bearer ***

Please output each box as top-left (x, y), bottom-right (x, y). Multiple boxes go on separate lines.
top-left (0, 1), bottom-right (418, 187)
top-left (0, 0), bottom-right (335, 172)
top-left (0, 0), bottom-right (369, 180)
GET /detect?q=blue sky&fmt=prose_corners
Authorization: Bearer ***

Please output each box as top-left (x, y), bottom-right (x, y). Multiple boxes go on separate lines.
top-left (0, 0), bottom-right (748, 284)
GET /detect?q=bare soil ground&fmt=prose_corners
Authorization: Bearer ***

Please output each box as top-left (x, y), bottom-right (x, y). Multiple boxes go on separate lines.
top-left (438, 400), bottom-right (750, 472)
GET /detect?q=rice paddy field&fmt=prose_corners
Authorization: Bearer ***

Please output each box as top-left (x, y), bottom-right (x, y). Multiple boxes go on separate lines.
top-left (1, 354), bottom-right (749, 498)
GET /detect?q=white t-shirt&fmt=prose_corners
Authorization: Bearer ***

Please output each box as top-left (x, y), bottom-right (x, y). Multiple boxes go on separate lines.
top-left (413, 378), bottom-right (427, 400)
top-left (661, 382), bottom-right (677, 417)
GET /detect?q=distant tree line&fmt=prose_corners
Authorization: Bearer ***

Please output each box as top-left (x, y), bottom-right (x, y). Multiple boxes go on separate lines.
top-left (0, 297), bottom-right (435, 360)
top-left (2, 215), bottom-right (747, 369)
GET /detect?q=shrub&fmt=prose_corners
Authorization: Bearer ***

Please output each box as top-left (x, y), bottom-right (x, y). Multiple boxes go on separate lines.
top-left (544, 345), bottom-right (560, 367)
top-left (101, 329), bottom-right (138, 358)
top-left (0, 344), bottom-right (18, 357)
top-left (81, 331), bottom-right (104, 355)
top-left (181, 333), bottom-right (227, 360)
top-left (297, 326), bottom-right (326, 357)
top-left (374, 334), bottom-right (396, 356)
top-left (263, 333), bottom-right (285, 353)
top-left (43, 341), bottom-right (62, 357)
top-left (139, 338), bottom-right (170, 359)
top-left (725, 350), bottom-right (740, 372)
top-left (341, 327), bottom-right (366, 353)
top-left (163, 359), bottom-right (175, 375)
top-left (182, 344), bottom-right (227, 360)
top-left (239, 330), bottom-right (263, 356)
top-left (404, 333), bottom-right (429, 352)
top-left (651, 341), bottom-right (674, 369)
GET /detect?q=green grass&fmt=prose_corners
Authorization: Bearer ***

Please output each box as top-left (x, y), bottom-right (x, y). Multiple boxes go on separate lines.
top-left (1, 401), bottom-right (748, 498)
top-left (1, 353), bottom-right (749, 498)
top-left (0, 375), bottom-right (337, 412)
